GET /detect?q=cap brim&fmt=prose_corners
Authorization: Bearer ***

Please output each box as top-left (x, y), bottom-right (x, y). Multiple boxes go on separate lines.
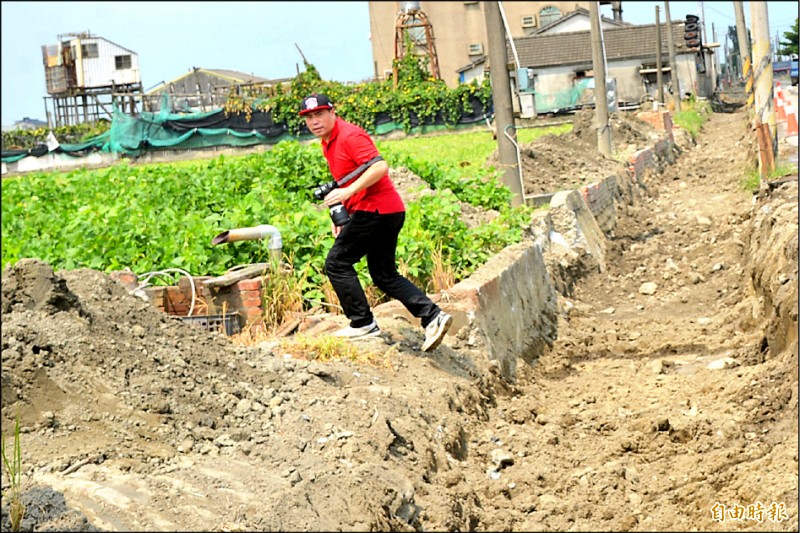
top-left (298, 105), bottom-right (333, 116)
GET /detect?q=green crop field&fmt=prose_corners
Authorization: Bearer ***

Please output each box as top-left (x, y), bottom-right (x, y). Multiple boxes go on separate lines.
top-left (2, 125), bottom-right (568, 306)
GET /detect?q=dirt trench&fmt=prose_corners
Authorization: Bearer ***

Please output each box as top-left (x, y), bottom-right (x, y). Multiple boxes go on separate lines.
top-left (1, 105), bottom-right (797, 532)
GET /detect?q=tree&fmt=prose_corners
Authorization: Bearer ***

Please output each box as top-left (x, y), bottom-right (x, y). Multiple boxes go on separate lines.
top-left (778, 18), bottom-right (799, 58)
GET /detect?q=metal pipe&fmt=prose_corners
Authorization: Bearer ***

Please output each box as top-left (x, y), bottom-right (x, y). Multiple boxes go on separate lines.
top-left (503, 121), bottom-right (572, 206)
top-left (211, 224), bottom-right (282, 259)
top-left (504, 125), bottom-right (526, 205)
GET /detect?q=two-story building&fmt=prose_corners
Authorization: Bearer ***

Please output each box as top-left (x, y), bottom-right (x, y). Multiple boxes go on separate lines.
top-left (368, 1), bottom-right (623, 87)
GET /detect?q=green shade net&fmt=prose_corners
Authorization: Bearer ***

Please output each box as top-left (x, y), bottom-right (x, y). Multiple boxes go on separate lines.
top-left (535, 79), bottom-right (593, 114)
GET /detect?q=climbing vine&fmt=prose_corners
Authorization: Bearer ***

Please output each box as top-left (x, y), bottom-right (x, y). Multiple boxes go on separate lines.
top-left (223, 55), bottom-right (492, 136)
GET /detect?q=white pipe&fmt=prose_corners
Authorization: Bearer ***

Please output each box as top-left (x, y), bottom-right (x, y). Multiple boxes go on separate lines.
top-left (497, 1), bottom-right (521, 70)
top-left (212, 224), bottom-right (281, 247)
top-left (134, 268), bottom-right (198, 316)
top-left (211, 224), bottom-right (282, 261)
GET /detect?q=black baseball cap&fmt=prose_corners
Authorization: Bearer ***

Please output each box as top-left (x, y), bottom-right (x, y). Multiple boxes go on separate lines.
top-left (299, 94), bottom-right (334, 115)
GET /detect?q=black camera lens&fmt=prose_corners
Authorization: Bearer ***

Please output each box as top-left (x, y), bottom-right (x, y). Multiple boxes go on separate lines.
top-left (329, 203), bottom-right (350, 226)
top-left (313, 180), bottom-right (337, 201)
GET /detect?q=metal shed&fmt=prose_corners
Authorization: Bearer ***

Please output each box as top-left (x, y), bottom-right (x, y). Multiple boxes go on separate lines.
top-left (42, 31), bottom-right (143, 127)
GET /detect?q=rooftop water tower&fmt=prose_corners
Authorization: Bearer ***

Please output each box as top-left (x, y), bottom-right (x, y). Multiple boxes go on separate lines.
top-left (393, 1), bottom-right (440, 87)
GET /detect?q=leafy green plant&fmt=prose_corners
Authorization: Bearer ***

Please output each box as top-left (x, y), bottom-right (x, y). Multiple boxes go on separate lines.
top-left (741, 167), bottom-right (761, 193)
top-left (259, 253), bottom-right (305, 332)
top-left (741, 162), bottom-right (799, 192)
top-left (223, 58), bottom-right (492, 137)
top-left (2, 121), bottom-right (111, 150)
top-left (1, 120), bottom-right (536, 315)
top-left (1, 416), bottom-right (25, 532)
top-left (673, 98), bottom-right (712, 138)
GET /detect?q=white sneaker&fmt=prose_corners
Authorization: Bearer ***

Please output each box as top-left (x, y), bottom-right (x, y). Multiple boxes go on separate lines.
top-left (422, 312), bottom-right (453, 352)
top-left (332, 320), bottom-right (381, 340)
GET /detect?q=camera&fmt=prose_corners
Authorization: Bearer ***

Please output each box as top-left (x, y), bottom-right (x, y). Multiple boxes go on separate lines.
top-left (313, 180), bottom-right (351, 226)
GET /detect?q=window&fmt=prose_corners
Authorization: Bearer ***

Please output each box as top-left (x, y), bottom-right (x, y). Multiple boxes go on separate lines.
top-left (521, 15), bottom-right (536, 28)
top-left (81, 43), bottom-right (98, 58)
top-left (468, 43), bottom-right (484, 55)
top-left (539, 6), bottom-right (562, 27)
top-left (115, 55), bottom-right (132, 70)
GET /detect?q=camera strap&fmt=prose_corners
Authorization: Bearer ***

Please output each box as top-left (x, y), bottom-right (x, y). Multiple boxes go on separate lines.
top-left (335, 155), bottom-right (384, 187)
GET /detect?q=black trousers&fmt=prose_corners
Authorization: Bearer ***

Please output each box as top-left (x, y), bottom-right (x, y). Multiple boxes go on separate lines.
top-left (325, 210), bottom-right (440, 329)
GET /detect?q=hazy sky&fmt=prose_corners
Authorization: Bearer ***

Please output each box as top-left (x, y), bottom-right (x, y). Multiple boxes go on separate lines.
top-left (2, 1), bottom-right (797, 125)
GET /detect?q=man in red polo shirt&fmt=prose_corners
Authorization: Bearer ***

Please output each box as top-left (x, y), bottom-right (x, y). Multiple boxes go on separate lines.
top-left (299, 93), bottom-right (452, 352)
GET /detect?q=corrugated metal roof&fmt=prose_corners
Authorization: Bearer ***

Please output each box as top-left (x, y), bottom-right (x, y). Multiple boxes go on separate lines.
top-left (158, 68), bottom-right (272, 88)
top-left (202, 69), bottom-right (271, 84)
top-left (147, 68), bottom-right (287, 95)
top-left (95, 36), bottom-right (137, 56)
top-left (513, 21), bottom-right (691, 69)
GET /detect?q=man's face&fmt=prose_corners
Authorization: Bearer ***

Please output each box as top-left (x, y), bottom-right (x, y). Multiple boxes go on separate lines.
top-left (304, 108), bottom-right (336, 140)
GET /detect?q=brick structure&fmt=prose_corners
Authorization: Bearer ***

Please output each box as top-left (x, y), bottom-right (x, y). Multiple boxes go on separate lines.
top-left (111, 272), bottom-right (268, 335)
top-left (635, 110), bottom-right (675, 143)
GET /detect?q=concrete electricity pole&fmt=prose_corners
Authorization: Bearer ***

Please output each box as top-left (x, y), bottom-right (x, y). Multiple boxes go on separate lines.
top-left (656, 5), bottom-right (664, 105)
top-left (484, 1), bottom-right (523, 206)
top-left (589, 1), bottom-right (611, 156)
top-left (664, 1), bottom-right (681, 112)
top-left (734, 1), bottom-right (751, 103)
top-left (750, 1), bottom-right (775, 163)
top-left (712, 23), bottom-right (719, 90)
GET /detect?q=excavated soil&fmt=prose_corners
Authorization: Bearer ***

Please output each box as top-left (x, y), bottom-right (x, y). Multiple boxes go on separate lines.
top-left (487, 107), bottom-right (686, 197)
top-left (1, 105), bottom-right (797, 532)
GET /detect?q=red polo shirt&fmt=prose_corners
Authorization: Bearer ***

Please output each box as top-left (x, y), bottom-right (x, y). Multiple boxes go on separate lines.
top-left (321, 117), bottom-right (405, 214)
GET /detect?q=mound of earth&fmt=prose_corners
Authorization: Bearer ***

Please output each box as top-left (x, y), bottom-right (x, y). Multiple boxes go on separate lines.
top-left (391, 166), bottom-right (499, 228)
top-left (488, 108), bottom-right (679, 197)
top-left (1, 102), bottom-right (797, 532)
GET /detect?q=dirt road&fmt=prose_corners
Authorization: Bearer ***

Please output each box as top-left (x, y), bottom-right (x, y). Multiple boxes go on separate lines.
top-left (2, 104), bottom-right (797, 531)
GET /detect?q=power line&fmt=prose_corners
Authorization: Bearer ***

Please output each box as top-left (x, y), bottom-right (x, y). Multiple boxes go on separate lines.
top-left (703, 4), bottom-right (735, 22)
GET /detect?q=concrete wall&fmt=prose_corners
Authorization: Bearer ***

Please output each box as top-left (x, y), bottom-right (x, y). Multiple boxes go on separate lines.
top-left (2, 152), bottom-right (117, 175)
top-left (445, 241), bottom-right (559, 380)
top-left (433, 117), bottom-right (675, 382)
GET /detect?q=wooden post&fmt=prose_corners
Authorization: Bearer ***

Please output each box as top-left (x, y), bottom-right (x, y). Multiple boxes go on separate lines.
top-left (656, 5), bottom-right (664, 105)
top-left (589, 1), bottom-right (611, 156)
top-left (664, 1), bottom-right (681, 112)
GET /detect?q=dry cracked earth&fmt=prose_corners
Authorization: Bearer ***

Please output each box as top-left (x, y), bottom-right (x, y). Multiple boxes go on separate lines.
top-left (1, 100), bottom-right (797, 532)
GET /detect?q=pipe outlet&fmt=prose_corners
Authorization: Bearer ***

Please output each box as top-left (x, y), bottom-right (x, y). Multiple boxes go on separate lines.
top-left (212, 224), bottom-right (282, 258)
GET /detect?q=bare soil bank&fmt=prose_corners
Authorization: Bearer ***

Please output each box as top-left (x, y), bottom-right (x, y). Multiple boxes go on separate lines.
top-left (2, 106), bottom-right (797, 531)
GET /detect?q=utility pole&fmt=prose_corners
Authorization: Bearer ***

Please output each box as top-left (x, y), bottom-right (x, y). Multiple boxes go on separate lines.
top-left (698, 2), bottom-right (708, 42)
top-left (712, 23), bottom-right (718, 93)
top-left (774, 31), bottom-right (780, 62)
top-left (589, 1), bottom-right (611, 157)
top-left (724, 33), bottom-right (731, 87)
top-left (484, 1), bottom-right (523, 206)
top-left (734, 1), bottom-right (751, 104)
top-left (664, 1), bottom-right (681, 111)
top-left (656, 5), bottom-right (664, 105)
top-left (750, 1), bottom-right (775, 167)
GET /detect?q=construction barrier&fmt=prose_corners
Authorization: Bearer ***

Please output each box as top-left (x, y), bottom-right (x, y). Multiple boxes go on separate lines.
top-left (785, 101), bottom-right (798, 137)
top-left (774, 82), bottom-right (787, 122)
